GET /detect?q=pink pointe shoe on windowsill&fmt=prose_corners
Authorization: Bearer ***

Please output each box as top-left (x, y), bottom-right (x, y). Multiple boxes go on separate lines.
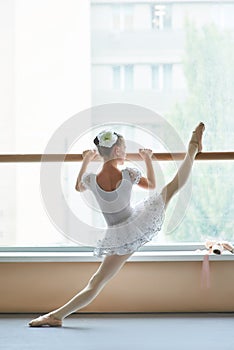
top-left (205, 240), bottom-right (234, 255)
top-left (28, 313), bottom-right (62, 327)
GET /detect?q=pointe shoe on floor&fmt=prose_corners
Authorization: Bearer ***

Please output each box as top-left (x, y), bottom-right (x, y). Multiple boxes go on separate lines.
top-left (28, 313), bottom-right (62, 327)
top-left (190, 122), bottom-right (205, 153)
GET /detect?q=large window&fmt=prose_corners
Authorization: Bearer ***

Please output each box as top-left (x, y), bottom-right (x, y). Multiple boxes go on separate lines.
top-left (0, 1), bottom-right (233, 250)
top-left (0, 1), bottom-right (92, 248)
top-left (90, 0), bottom-right (234, 246)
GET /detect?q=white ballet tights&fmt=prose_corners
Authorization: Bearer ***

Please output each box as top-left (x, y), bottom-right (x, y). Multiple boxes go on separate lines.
top-left (50, 252), bottom-right (133, 320)
top-left (161, 141), bottom-right (198, 208)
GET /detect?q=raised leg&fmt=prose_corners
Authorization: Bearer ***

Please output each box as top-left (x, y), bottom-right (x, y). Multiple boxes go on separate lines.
top-left (28, 252), bottom-right (133, 326)
top-left (161, 122), bottom-right (205, 208)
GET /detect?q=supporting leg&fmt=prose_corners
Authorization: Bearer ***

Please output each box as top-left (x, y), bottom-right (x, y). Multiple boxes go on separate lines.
top-left (161, 122), bottom-right (205, 208)
top-left (28, 252), bottom-right (133, 326)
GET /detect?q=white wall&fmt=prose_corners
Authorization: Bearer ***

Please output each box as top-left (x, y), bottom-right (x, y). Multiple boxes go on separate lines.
top-left (15, 0), bottom-right (91, 153)
top-left (0, 0), bottom-right (15, 152)
top-left (0, 0), bottom-right (16, 246)
top-left (91, 5), bottom-right (112, 31)
top-left (92, 65), bottom-right (113, 90)
top-left (172, 63), bottom-right (187, 90)
top-left (134, 64), bottom-right (151, 89)
top-left (134, 4), bottom-right (151, 30)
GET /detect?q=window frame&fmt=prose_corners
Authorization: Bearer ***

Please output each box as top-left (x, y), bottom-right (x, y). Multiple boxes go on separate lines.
top-left (0, 152), bottom-right (233, 260)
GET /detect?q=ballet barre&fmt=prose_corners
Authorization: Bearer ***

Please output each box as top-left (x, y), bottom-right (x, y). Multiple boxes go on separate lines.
top-left (0, 152), bottom-right (233, 162)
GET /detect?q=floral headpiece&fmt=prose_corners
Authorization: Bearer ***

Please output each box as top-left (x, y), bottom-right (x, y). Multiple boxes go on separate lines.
top-left (97, 130), bottom-right (118, 148)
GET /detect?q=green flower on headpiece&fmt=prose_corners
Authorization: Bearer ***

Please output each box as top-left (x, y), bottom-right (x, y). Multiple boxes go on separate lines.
top-left (97, 130), bottom-right (118, 148)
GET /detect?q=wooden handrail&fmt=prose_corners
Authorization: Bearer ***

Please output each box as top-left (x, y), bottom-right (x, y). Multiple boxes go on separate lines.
top-left (0, 152), bottom-right (233, 162)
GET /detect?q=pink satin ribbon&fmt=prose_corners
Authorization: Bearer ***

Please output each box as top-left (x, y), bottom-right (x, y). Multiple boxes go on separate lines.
top-left (201, 254), bottom-right (210, 289)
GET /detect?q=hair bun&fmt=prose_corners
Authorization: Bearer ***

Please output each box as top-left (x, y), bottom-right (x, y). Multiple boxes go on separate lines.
top-left (95, 130), bottom-right (118, 148)
top-left (93, 136), bottom-right (99, 146)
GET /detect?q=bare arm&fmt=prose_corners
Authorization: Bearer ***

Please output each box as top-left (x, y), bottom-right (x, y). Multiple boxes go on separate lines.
top-left (137, 149), bottom-right (156, 189)
top-left (75, 150), bottom-right (97, 192)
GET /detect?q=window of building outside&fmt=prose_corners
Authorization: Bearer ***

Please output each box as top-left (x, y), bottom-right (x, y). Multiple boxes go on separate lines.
top-left (112, 63), bottom-right (172, 91)
top-left (124, 65), bottom-right (134, 90)
top-left (151, 65), bottom-right (160, 90)
top-left (152, 4), bottom-right (172, 30)
top-left (0, 1), bottom-right (233, 250)
top-left (112, 65), bottom-right (134, 90)
top-left (113, 65), bottom-right (121, 89)
top-left (112, 4), bottom-right (134, 31)
top-left (163, 64), bottom-right (172, 91)
top-left (151, 64), bottom-right (173, 91)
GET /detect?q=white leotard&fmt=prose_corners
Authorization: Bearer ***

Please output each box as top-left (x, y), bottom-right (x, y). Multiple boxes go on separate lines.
top-left (81, 167), bottom-right (165, 257)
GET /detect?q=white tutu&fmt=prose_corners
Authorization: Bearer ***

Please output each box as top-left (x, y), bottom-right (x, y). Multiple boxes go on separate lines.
top-left (81, 167), bottom-right (165, 258)
top-left (93, 192), bottom-right (165, 257)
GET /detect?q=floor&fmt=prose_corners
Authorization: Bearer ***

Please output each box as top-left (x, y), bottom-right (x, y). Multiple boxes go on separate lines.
top-left (0, 313), bottom-right (234, 350)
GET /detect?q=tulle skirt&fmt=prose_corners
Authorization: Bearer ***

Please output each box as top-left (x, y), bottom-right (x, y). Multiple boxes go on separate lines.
top-left (93, 192), bottom-right (165, 257)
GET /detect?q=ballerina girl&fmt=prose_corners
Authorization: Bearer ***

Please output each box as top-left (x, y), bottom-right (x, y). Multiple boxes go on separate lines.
top-left (28, 122), bottom-right (205, 327)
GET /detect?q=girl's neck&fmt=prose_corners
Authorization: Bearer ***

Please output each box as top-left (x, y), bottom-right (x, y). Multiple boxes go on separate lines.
top-left (102, 159), bottom-right (119, 170)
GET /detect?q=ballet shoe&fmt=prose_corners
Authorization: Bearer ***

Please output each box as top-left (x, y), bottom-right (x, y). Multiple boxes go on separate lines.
top-left (190, 122), bottom-right (205, 153)
top-left (205, 240), bottom-right (234, 254)
top-left (28, 313), bottom-right (62, 327)
top-left (222, 242), bottom-right (234, 254)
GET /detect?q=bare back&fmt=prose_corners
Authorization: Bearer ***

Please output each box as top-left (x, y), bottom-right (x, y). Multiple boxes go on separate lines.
top-left (96, 170), bottom-right (122, 192)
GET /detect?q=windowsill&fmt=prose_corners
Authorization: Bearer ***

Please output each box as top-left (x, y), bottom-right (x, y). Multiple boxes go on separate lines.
top-left (0, 251), bottom-right (234, 262)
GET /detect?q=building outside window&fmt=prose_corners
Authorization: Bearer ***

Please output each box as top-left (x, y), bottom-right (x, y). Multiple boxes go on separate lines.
top-left (112, 64), bottom-right (134, 90)
top-left (151, 64), bottom-right (160, 90)
top-left (151, 64), bottom-right (173, 91)
top-left (112, 4), bottom-right (134, 31)
top-left (151, 4), bottom-right (172, 30)
top-left (163, 64), bottom-right (172, 91)
top-left (112, 65), bottom-right (121, 89)
top-left (91, 1), bottom-right (234, 246)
